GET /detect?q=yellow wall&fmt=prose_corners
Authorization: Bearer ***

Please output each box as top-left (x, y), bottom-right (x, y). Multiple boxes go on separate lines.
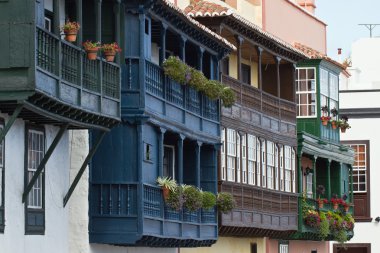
top-left (228, 53), bottom-right (259, 88)
top-left (181, 237), bottom-right (266, 253)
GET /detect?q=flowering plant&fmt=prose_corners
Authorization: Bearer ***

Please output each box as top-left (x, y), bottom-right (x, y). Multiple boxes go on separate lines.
top-left (101, 42), bottom-right (122, 53)
top-left (82, 41), bottom-right (100, 50)
top-left (321, 105), bottom-right (329, 113)
top-left (320, 116), bottom-right (331, 121)
top-left (61, 21), bottom-right (80, 32)
top-left (317, 198), bottom-right (328, 204)
top-left (330, 196), bottom-right (344, 205)
top-left (330, 107), bottom-right (338, 116)
top-left (304, 210), bottom-right (321, 228)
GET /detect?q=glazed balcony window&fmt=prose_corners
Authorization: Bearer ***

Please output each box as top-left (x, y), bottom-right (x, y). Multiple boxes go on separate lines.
top-left (296, 67), bottom-right (317, 117)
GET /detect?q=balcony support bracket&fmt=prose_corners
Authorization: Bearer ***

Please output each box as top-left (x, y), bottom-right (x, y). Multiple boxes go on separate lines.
top-left (22, 124), bottom-right (69, 203)
top-left (0, 104), bottom-right (23, 143)
top-left (63, 131), bottom-right (106, 207)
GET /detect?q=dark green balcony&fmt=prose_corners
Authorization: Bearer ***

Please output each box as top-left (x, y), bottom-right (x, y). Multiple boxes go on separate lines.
top-left (0, 26), bottom-right (120, 130)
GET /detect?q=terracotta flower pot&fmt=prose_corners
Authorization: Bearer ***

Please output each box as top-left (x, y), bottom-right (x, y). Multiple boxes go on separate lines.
top-left (162, 186), bottom-right (170, 201)
top-left (322, 120), bottom-right (328, 126)
top-left (333, 203), bottom-right (338, 210)
top-left (85, 49), bottom-right (99, 60)
top-left (64, 29), bottom-right (78, 42)
top-left (341, 128), bottom-right (346, 133)
top-left (332, 121), bottom-right (337, 129)
top-left (318, 201), bottom-right (324, 209)
top-left (344, 206), bottom-right (349, 212)
top-left (104, 51), bottom-right (116, 62)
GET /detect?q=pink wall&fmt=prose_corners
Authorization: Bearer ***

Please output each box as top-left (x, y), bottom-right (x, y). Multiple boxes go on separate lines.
top-left (262, 0), bottom-right (327, 54)
top-left (267, 239), bottom-right (330, 253)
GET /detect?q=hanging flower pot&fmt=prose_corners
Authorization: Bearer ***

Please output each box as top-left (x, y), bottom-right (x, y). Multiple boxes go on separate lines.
top-left (61, 21), bottom-right (80, 42)
top-left (331, 120), bottom-right (338, 129)
top-left (101, 42), bottom-right (122, 62)
top-left (341, 127), bottom-right (346, 133)
top-left (83, 41), bottom-right (100, 60)
top-left (321, 116), bottom-right (331, 126)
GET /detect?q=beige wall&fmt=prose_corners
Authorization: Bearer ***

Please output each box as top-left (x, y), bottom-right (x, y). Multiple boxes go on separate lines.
top-left (289, 240), bottom-right (330, 253)
top-left (181, 237), bottom-right (266, 253)
top-left (263, 0), bottom-right (326, 54)
top-left (228, 53), bottom-right (259, 88)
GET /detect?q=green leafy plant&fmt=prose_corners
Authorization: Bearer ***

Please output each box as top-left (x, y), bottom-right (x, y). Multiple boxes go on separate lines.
top-left (61, 21), bottom-right (80, 32)
top-left (82, 40), bottom-right (100, 50)
top-left (183, 185), bottom-right (203, 212)
top-left (156, 176), bottom-right (177, 191)
top-left (318, 212), bottom-right (330, 239)
top-left (304, 210), bottom-right (321, 228)
top-left (166, 185), bottom-right (184, 211)
top-left (334, 229), bottom-right (348, 244)
top-left (101, 42), bottom-right (122, 53)
top-left (201, 191), bottom-right (216, 210)
top-left (216, 192), bottom-right (235, 214)
top-left (162, 56), bottom-right (235, 107)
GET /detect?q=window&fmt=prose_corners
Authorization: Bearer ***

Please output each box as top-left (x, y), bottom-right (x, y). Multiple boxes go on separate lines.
top-left (275, 145), bottom-right (279, 190)
top-left (256, 140), bottom-right (261, 186)
top-left (247, 134), bottom-right (256, 185)
top-left (242, 63), bottom-right (251, 84)
top-left (320, 68), bottom-right (329, 109)
top-left (329, 74), bottom-right (339, 113)
top-left (343, 140), bottom-right (371, 221)
top-left (236, 134), bottom-right (241, 183)
top-left (241, 134), bottom-right (247, 184)
top-left (306, 172), bottom-right (313, 198)
top-left (0, 121), bottom-right (4, 231)
top-left (279, 241), bottom-right (289, 253)
top-left (251, 243), bottom-right (257, 253)
top-left (267, 141), bottom-right (274, 189)
top-left (25, 127), bottom-right (45, 234)
top-left (222, 58), bottom-right (229, 75)
top-left (280, 147), bottom-right (284, 191)
top-left (296, 67), bottom-right (316, 117)
top-left (163, 145), bottom-right (175, 179)
top-left (221, 128), bottom-right (226, 180)
top-left (144, 143), bottom-right (152, 162)
top-left (350, 144), bottom-right (367, 192)
top-left (291, 149), bottom-right (296, 193)
top-left (284, 146), bottom-right (292, 192)
top-left (261, 141), bottom-right (266, 188)
top-left (227, 129), bottom-right (236, 182)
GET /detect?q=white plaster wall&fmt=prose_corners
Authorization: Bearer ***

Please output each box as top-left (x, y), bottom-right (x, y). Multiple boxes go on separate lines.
top-left (68, 130), bottom-right (177, 253)
top-left (347, 38), bottom-right (380, 89)
top-left (0, 112), bottom-right (70, 253)
top-left (340, 91), bottom-right (380, 109)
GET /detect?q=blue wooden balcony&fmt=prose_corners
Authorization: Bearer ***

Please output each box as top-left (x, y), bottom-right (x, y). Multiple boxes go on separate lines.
top-left (89, 183), bottom-right (217, 247)
top-left (0, 26), bottom-right (120, 130)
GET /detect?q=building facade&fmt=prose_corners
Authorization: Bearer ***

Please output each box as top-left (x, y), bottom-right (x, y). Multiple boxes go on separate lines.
top-left (0, 0), bottom-right (121, 252)
top-left (337, 38), bottom-right (380, 253)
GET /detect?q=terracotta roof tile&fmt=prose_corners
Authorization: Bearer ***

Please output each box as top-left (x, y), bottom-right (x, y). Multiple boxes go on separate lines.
top-left (159, 0), bottom-right (236, 51)
top-left (294, 42), bottom-right (346, 69)
top-left (184, 0), bottom-right (309, 59)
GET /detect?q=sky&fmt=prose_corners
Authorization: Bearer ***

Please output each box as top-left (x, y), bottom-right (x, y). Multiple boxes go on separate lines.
top-left (316, 0), bottom-right (380, 60)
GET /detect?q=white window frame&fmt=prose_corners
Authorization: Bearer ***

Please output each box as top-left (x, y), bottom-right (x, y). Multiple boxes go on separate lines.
top-left (248, 134), bottom-right (256, 185)
top-left (280, 147), bottom-right (284, 191)
top-left (221, 128), bottom-right (226, 181)
top-left (284, 146), bottom-right (292, 192)
top-left (306, 172), bottom-right (313, 198)
top-left (27, 129), bottom-right (45, 209)
top-left (296, 67), bottom-right (317, 118)
top-left (267, 141), bottom-right (274, 189)
top-left (241, 134), bottom-right (247, 184)
top-left (227, 129), bottom-right (236, 182)
top-left (279, 243), bottom-right (289, 253)
top-left (261, 140), bottom-right (266, 188)
top-left (350, 144), bottom-right (367, 193)
top-left (275, 145), bottom-right (279, 190)
top-left (256, 140), bottom-right (261, 187)
top-left (236, 133), bottom-right (241, 183)
top-left (291, 148), bottom-right (296, 193)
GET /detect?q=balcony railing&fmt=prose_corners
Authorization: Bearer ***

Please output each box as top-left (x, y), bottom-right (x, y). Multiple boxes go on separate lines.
top-left (145, 60), bottom-right (219, 122)
top-left (35, 26), bottom-right (120, 119)
top-left (222, 74), bottom-right (296, 123)
top-left (143, 184), bottom-right (217, 224)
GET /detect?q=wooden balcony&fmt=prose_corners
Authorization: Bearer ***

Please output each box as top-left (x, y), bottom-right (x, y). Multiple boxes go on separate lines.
top-left (0, 26), bottom-right (120, 130)
top-left (89, 183), bottom-right (217, 247)
top-left (218, 181), bottom-right (298, 238)
top-left (221, 74), bottom-right (296, 125)
top-left (123, 59), bottom-right (219, 139)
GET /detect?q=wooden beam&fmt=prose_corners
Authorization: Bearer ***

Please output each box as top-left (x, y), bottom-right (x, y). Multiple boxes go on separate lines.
top-left (22, 124), bottom-right (68, 203)
top-left (0, 104), bottom-right (23, 143)
top-left (63, 131), bottom-right (106, 207)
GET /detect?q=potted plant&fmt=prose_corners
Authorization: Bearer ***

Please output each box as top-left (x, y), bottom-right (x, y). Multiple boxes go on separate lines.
top-left (320, 116), bottom-right (331, 126)
top-left (330, 194), bottom-right (343, 210)
top-left (304, 210), bottom-right (321, 228)
top-left (331, 119), bottom-right (339, 129)
top-left (341, 201), bottom-right (351, 212)
top-left (338, 119), bottom-right (351, 133)
top-left (182, 185), bottom-right (202, 212)
top-left (101, 42), bottom-right (122, 62)
top-left (201, 191), bottom-right (217, 210)
top-left (156, 176), bottom-right (177, 201)
top-left (216, 192), bottom-right (235, 214)
top-left (83, 41), bottom-right (100, 60)
top-left (331, 107), bottom-right (338, 117)
top-left (316, 185), bottom-right (327, 208)
top-left (318, 212), bottom-right (330, 239)
top-left (61, 21), bottom-right (80, 42)
top-left (166, 185), bottom-right (185, 211)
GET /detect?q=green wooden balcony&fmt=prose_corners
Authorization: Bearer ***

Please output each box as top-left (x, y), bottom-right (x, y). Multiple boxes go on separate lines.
top-left (292, 197), bottom-right (354, 242)
top-left (0, 26), bottom-right (120, 130)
